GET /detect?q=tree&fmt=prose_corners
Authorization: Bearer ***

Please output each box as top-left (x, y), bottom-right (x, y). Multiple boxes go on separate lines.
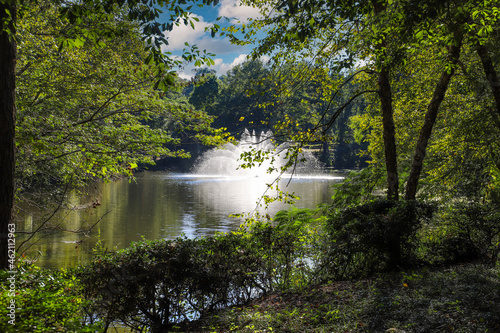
top-left (227, 0), bottom-right (500, 202)
top-left (0, 0), bottom-right (218, 269)
top-left (228, 0), bottom-right (401, 198)
top-left (371, 0), bottom-right (399, 200)
top-left (208, 59), bottom-right (274, 133)
top-left (0, 0), bottom-right (16, 271)
top-left (188, 69), bottom-right (220, 111)
top-left (16, 4), bottom-right (216, 193)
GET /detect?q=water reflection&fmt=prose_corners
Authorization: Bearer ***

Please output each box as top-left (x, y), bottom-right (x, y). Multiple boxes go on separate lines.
top-left (18, 172), bottom-right (342, 269)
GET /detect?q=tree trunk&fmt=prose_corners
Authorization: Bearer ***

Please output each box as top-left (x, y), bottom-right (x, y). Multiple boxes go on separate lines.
top-left (379, 66), bottom-right (399, 201)
top-left (476, 43), bottom-right (500, 131)
top-left (0, 2), bottom-right (16, 270)
top-left (405, 32), bottom-right (463, 201)
top-left (372, 0), bottom-right (399, 201)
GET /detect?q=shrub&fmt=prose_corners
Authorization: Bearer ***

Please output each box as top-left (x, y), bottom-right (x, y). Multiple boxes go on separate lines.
top-left (77, 216), bottom-right (318, 332)
top-left (426, 202), bottom-right (500, 264)
top-left (251, 206), bottom-right (326, 289)
top-left (78, 235), bottom-right (252, 332)
top-left (0, 263), bottom-right (101, 332)
top-left (320, 200), bottom-right (434, 280)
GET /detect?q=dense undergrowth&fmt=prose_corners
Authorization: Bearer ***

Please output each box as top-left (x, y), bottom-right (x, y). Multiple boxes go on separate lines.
top-left (1, 200), bottom-right (499, 332)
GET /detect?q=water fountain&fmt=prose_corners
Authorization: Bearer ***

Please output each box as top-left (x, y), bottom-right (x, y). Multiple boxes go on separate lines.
top-left (192, 129), bottom-right (323, 178)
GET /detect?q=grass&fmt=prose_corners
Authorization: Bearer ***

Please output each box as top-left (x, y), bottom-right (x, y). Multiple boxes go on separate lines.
top-left (180, 263), bottom-right (500, 333)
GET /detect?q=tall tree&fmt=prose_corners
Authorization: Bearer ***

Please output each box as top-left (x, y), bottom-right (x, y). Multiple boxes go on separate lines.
top-left (404, 30), bottom-right (464, 200)
top-left (0, 0), bottom-right (217, 269)
top-left (476, 44), bottom-right (500, 130)
top-left (0, 0), bottom-right (16, 270)
top-left (371, 0), bottom-right (399, 200)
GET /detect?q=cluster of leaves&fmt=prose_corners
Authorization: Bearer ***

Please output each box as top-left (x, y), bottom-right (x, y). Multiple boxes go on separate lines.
top-left (77, 208), bottom-right (322, 332)
top-left (320, 200), bottom-right (435, 280)
top-left (0, 263), bottom-right (101, 332)
top-left (15, 3), bottom-right (218, 194)
top-left (420, 202), bottom-right (500, 265)
top-left (56, 0), bottom-right (218, 89)
top-left (197, 60), bottom-right (326, 136)
top-left (329, 166), bottom-right (386, 207)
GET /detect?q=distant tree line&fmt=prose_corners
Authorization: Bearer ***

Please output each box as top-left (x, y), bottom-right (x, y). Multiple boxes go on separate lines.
top-left (166, 59), bottom-right (370, 171)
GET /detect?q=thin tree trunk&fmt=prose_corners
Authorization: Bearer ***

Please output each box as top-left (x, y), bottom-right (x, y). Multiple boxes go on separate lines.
top-left (379, 66), bottom-right (399, 201)
top-left (0, 2), bottom-right (16, 270)
top-left (476, 43), bottom-right (500, 131)
top-left (372, 0), bottom-right (399, 201)
top-left (405, 32), bottom-right (463, 201)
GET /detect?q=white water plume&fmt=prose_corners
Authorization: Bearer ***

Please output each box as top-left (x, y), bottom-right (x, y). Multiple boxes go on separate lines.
top-left (192, 129), bottom-right (322, 178)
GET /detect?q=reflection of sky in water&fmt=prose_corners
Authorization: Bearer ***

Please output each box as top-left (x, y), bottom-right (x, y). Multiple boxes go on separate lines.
top-left (18, 172), bottom-right (342, 269)
top-left (179, 173), bottom-right (343, 218)
top-left (190, 176), bottom-right (273, 214)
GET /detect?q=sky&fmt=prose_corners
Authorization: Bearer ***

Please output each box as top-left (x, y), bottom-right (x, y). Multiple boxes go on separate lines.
top-left (160, 0), bottom-right (264, 79)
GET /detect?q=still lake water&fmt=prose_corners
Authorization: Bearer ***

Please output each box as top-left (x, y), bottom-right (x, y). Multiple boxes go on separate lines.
top-left (18, 172), bottom-right (342, 269)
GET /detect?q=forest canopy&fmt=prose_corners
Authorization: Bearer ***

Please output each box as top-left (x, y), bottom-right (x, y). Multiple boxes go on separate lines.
top-left (214, 0), bottom-right (500, 203)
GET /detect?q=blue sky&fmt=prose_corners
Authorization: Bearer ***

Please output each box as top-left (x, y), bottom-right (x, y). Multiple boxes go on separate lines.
top-left (159, 0), bottom-right (264, 79)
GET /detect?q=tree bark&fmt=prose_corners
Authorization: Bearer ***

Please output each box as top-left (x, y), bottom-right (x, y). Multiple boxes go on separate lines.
top-left (372, 0), bottom-right (399, 201)
top-left (0, 2), bottom-right (16, 270)
top-left (379, 66), bottom-right (399, 201)
top-left (476, 43), bottom-right (500, 131)
top-left (405, 32), bottom-right (463, 201)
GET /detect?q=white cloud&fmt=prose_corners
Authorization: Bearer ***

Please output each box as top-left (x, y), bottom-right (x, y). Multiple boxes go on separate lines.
top-left (218, 53), bottom-right (249, 73)
top-left (163, 14), bottom-right (210, 51)
top-left (213, 58), bottom-right (225, 66)
top-left (177, 68), bottom-right (196, 80)
top-left (196, 36), bottom-right (245, 54)
top-left (260, 55), bottom-right (271, 65)
top-left (218, 0), bottom-right (262, 24)
top-left (162, 13), bottom-right (246, 56)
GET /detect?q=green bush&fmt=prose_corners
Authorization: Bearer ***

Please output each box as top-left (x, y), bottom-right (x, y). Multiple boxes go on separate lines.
top-left (320, 200), bottom-right (434, 280)
top-left (251, 207), bottom-right (326, 289)
top-left (425, 202), bottom-right (500, 264)
top-left (77, 216), bottom-right (318, 332)
top-left (0, 263), bottom-right (101, 332)
top-left (329, 167), bottom-right (384, 207)
top-left (78, 235), bottom-right (252, 332)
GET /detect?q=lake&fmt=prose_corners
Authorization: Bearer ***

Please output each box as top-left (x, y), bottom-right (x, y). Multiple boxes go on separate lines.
top-left (18, 171), bottom-right (343, 269)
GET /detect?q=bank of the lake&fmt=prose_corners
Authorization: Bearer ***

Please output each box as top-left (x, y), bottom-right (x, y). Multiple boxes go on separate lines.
top-left (185, 263), bottom-right (500, 333)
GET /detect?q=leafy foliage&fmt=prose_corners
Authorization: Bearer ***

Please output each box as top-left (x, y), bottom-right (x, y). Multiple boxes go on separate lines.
top-left (15, 3), bottom-right (216, 193)
top-left (329, 167), bottom-right (385, 207)
top-left (421, 202), bottom-right (500, 264)
top-left (0, 263), bottom-right (101, 332)
top-left (77, 211), bottom-right (321, 331)
top-left (320, 200), bottom-right (435, 280)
